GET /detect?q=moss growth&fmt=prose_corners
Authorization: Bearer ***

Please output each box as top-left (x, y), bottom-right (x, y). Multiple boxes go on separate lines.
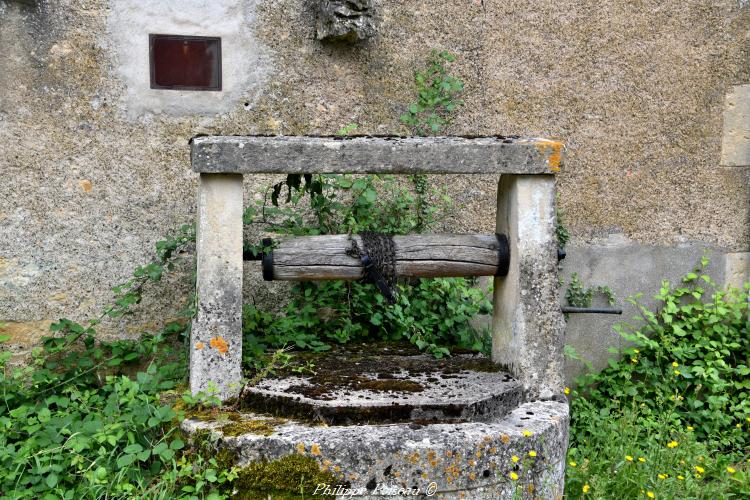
top-left (234, 454), bottom-right (340, 499)
top-left (221, 417), bottom-right (287, 437)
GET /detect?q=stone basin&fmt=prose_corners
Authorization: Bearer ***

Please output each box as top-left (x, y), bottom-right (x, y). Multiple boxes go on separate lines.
top-left (240, 343), bottom-right (523, 425)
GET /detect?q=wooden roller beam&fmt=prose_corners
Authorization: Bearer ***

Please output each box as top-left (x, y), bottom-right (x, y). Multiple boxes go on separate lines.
top-left (259, 234), bottom-right (510, 281)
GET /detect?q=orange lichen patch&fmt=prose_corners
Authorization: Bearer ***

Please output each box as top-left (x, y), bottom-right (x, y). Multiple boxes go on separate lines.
top-left (501, 434), bottom-right (510, 444)
top-left (321, 459), bottom-right (332, 470)
top-left (409, 452), bottom-right (420, 464)
top-left (469, 472), bottom-right (476, 481)
top-left (534, 139), bottom-right (564, 172)
top-left (427, 450), bottom-right (437, 461)
top-left (475, 451), bottom-right (482, 459)
top-left (78, 179), bottom-right (93, 192)
top-left (333, 465), bottom-right (341, 473)
top-left (393, 471), bottom-right (401, 478)
top-left (210, 336), bottom-right (229, 354)
top-left (296, 442), bottom-right (305, 454)
top-left (489, 447), bottom-right (497, 454)
top-left (310, 443), bottom-right (321, 456)
top-left (195, 341), bottom-right (205, 350)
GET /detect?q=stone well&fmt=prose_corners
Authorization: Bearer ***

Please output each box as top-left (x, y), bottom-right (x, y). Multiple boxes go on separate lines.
top-left (183, 135), bottom-right (569, 498)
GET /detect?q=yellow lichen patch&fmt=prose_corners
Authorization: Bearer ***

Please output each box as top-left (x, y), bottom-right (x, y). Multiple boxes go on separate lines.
top-left (409, 452), bottom-right (420, 464)
top-left (210, 336), bottom-right (229, 354)
top-left (534, 139), bottom-right (564, 172)
top-left (469, 472), bottom-right (476, 481)
top-left (475, 450), bottom-right (482, 458)
top-left (296, 442), bottom-right (305, 454)
top-left (310, 443), bottom-right (321, 456)
top-left (489, 447), bottom-right (497, 454)
top-left (501, 434), bottom-right (510, 444)
top-left (195, 341), bottom-right (205, 350)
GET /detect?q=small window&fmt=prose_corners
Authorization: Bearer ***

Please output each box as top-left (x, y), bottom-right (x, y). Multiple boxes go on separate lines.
top-left (149, 34), bottom-right (221, 91)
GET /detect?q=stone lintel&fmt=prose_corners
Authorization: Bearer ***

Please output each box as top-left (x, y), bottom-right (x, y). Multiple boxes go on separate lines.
top-left (190, 136), bottom-right (564, 174)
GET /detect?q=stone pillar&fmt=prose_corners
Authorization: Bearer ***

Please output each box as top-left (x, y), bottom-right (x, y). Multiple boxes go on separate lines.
top-left (190, 173), bottom-right (244, 400)
top-left (492, 175), bottom-right (565, 400)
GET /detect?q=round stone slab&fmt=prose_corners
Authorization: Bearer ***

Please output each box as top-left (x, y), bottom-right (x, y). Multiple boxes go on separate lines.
top-left (241, 343), bottom-right (523, 425)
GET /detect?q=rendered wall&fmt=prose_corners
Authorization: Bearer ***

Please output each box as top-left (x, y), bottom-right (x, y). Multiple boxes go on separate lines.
top-left (1, 0), bottom-right (748, 374)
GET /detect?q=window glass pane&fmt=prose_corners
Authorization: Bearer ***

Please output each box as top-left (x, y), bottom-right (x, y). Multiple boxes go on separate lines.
top-left (150, 35), bottom-right (221, 91)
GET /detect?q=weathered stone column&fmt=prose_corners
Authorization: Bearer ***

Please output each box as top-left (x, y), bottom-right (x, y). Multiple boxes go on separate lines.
top-left (492, 175), bottom-right (565, 400)
top-left (190, 173), bottom-right (244, 400)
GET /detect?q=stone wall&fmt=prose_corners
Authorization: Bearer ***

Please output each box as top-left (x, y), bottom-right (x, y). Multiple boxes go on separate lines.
top-left (1, 0), bottom-right (748, 373)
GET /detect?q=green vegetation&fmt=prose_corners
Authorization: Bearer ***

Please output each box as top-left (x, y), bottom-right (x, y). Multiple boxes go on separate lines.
top-left (564, 260), bottom-right (750, 498)
top-left (0, 224), bottom-right (239, 498)
top-left (565, 272), bottom-right (616, 308)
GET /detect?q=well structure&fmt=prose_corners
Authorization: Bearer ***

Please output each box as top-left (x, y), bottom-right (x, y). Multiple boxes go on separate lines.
top-left (184, 135), bottom-right (569, 498)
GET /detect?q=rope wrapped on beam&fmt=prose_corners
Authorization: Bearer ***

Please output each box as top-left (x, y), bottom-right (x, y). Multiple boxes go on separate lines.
top-left (254, 233), bottom-right (510, 282)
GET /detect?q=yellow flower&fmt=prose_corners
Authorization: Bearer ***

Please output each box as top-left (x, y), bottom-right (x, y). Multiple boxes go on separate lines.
top-left (687, 426), bottom-right (694, 431)
top-left (677, 475), bottom-right (685, 480)
top-left (528, 451), bottom-right (537, 457)
top-left (672, 361), bottom-right (679, 367)
top-left (626, 455), bottom-right (634, 462)
top-left (746, 417), bottom-right (750, 423)
top-left (564, 387), bottom-right (570, 395)
top-left (658, 473), bottom-right (667, 479)
top-left (633, 349), bottom-right (640, 353)
top-left (512, 455), bottom-right (520, 463)
top-left (727, 467), bottom-right (736, 474)
top-left (582, 484), bottom-right (590, 494)
top-left (638, 457), bottom-right (646, 463)
top-left (695, 466), bottom-right (705, 474)
top-left (569, 461), bottom-right (577, 467)
top-left (736, 423), bottom-right (742, 428)
top-left (510, 472), bottom-right (519, 481)
top-left (631, 358), bottom-right (638, 364)
top-left (522, 430), bottom-right (533, 437)
top-left (667, 441), bottom-right (678, 448)
top-left (647, 491), bottom-right (655, 499)
top-left (674, 370), bottom-right (681, 375)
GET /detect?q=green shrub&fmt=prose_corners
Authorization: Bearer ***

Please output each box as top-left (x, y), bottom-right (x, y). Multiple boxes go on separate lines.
top-left (565, 260), bottom-right (750, 497)
top-left (571, 259), bottom-right (749, 452)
